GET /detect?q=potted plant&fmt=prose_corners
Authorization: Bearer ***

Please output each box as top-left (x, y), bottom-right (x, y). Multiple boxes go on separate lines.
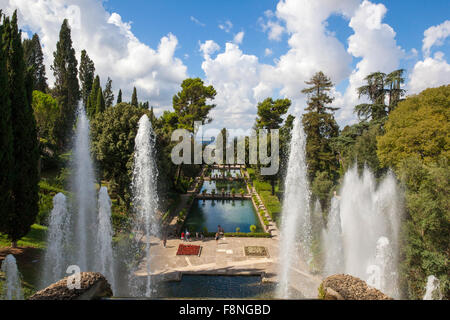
top-left (239, 188), bottom-right (245, 197)
top-left (250, 225), bottom-right (257, 233)
top-left (231, 188), bottom-right (236, 197)
top-left (236, 227), bottom-right (240, 233)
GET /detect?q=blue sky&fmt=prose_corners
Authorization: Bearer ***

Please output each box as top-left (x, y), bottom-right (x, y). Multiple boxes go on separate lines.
top-left (103, 0), bottom-right (449, 81)
top-left (3, 0), bottom-right (449, 132)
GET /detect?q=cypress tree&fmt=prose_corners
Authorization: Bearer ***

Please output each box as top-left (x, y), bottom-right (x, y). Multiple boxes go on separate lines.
top-left (103, 77), bottom-right (114, 108)
top-left (95, 87), bottom-right (105, 114)
top-left (1, 11), bottom-right (39, 246)
top-left (79, 49), bottom-right (95, 109)
top-left (131, 86), bottom-right (138, 107)
top-left (0, 11), bottom-right (14, 237)
top-left (87, 75), bottom-right (100, 118)
top-left (22, 33), bottom-right (47, 92)
top-left (117, 89), bottom-right (122, 104)
top-left (51, 19), bottom-right (80, 151)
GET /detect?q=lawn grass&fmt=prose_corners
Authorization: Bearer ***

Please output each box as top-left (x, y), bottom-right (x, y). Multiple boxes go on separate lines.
top-left (0, 224), bottom-right (47, 249)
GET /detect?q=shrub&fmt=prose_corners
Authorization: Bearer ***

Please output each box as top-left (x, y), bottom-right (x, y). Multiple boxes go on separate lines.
top-left (231, 188), bottom-right (236, 195)
top-left (235, 227), bottom-right (240, 233)
top-left (250, 225), bottom-right (257, 233)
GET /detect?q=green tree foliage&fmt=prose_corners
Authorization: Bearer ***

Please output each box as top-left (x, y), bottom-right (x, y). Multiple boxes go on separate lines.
top-left (131, 86), bottom-right (138, 107)
top-left (79, 49), bottom-right (95, 108)
top-left (103, 77), bottom-right (114, 108)
top-left (0, 11), bottom-right (14, 240)
top-left (377, 85), bottom-right (450, 169)
top-left (311, 171), bottom-right (334, 210)
top-left (172, 78), bottom-right (216, 132)
top-left (95, 86), bottom-right (105, 114)
top-left (255, 98), bottom-right (291, 130)
top-left (22, 33), bottom-right (47, 92)
top-left (87, 75), bottom-right (102, 118)
top-left (0, 11), bottom-right (39, 245)
top-left (90, 103), bottom-right (151, 206)
top-left (51, 19), bottom-right (80, 151)
top-left (32, 90), bottom-right (59, 147)
top-left (117, 88), bottom-right (122, 104)
top-left (301, 71), bottom-right (340, 183)
top-left (355, 69), bottom-right (405, 122)
top-left (398, 157), bottom-right (449, 299)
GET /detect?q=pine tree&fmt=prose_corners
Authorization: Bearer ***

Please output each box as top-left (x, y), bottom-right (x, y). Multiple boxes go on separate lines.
top-left (0, 11), bottom-right (14, 237)
top-left (51, 19), bottom-right (80, 151)
top-left (103, 77), bottom-right (114, 108)
top-left (87, 75), bottom-right (100, 118)
top-left (117, 89), bottom-right (122, 104)
top-left (22, 33), bottom-right (47, 92)
top-left (301, 72), bottom-right (340, 185)
top-left (79, 49), bottom-right (95, 109)
top-left (1, 11), bottom-right (39, 245)
top-left (131, 86), bottom-right (138, 107)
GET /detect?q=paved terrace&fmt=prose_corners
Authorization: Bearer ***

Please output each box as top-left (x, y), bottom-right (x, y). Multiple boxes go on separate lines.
top-left (135, 236), bottom-right (322, 298)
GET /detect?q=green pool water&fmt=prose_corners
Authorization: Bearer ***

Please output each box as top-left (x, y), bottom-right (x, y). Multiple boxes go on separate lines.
top-left (200, 180), bottom-right (246, 194)
top-left (184, 199), bottom-right (263, 233)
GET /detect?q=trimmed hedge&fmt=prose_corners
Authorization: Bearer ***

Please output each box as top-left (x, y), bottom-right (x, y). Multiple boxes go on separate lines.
top-left (202, 232), bottom-right (271, 238)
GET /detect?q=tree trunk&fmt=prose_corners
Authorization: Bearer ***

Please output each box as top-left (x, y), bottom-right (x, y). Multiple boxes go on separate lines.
top-left (11, 241), bottom-right (17, 248)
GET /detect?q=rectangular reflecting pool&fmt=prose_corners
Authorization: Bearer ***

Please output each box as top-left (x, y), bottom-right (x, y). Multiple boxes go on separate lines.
top-left (200, 180), bottom-right (246, 194)
top-left (211, 169), bottom-right (242, 178)
top-left (156, 275), bottom-right (276, 299)
top-left (184, 199), bottom-right (263, 233)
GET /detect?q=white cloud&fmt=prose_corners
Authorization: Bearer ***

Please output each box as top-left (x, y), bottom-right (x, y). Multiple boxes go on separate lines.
top-left (233, 31), bottom-right (244, 44)
top-left (264, 48), bottom-right (273, 56)
top-left (218, 20), bottom-right (233, 33)
top-left (337, 0), bottom-right (405, 124)
top-left (408, 53), bottom-right (450, 94)
top-left (262, 20), bottom-right (285, 41)
top-left (199, 40), bottom-right (220, 58)
top-left (190, 16), bottom-right (205, 27)
top-left (1, 0), bottom-right (187, 112)
top-left (422, 20), bottom-right (450, 57)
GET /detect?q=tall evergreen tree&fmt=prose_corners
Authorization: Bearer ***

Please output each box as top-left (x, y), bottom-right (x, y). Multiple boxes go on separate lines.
top-left (95, 87), bottom-right (105, 114)
top-left (79, 49), bottom-right (95, 109)
top-left (1, 11), bottom-right (39, 246)
top-left (103, 77), bottom-right (114, 108)
top-left (0, 11), bottom-right (14, 238)
top-left (117, 89), bottom-right (122, 104)
top-left (131, 86), bottom-right (138, 107)
top-left (51, 19), bottom-right (80, 151)
top-left (301, 71), bottom-right (340, 185)
top-left (87, 75), bottom-right (100, 118)
top-left (22, 33), bottom-right (47, 92)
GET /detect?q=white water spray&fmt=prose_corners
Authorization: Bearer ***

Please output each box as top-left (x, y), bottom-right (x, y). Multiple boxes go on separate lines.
top-left (322, 196), bottom-right (344, 276)
top-left (71, 104), bottom-right (97, 271)
top-left (324, 166), bottom-right (402, 298)
top-left (130, 115), bottom-right (160, 297)
top-left (1, 255), bottom-right (22, 300)
top-left (41, 193), bottom-right (71, 287)
top-left (277, 117), bottom-right (312, 299)
top-left (96, 186), bottom-right (116, 293)
top-left (423, 275), bottom-right (442, 300)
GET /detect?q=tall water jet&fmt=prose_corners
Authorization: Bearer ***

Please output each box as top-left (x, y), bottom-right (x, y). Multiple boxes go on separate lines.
top-left (96, 186), bottom-right (116, 293)
top-left (41, 193), bottom-right (71, 287)
top-left (71, 104), bottom-right (97, 271)
top-left (277, 117), bottom-right (312, 299)
top-left (423, 275), bottom-right (442, 300)
top-left (325, 165), bottom-right (402, 298)
top-left (130, 114), bottom-right (159, 297)
top-left (1, 255), bottom-right (22, 300)
top-left (322, 196), bottom-right (344, 276)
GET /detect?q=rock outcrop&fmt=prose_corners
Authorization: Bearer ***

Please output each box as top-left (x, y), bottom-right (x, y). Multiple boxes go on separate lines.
top-left (319, 274), bottom-right (393, 300)
top-left (29, 272), bottom-right (113, 300)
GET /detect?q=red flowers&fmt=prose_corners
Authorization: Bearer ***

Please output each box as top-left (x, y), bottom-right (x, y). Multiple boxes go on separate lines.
top-left (177, 244), bottom-right (201, 256)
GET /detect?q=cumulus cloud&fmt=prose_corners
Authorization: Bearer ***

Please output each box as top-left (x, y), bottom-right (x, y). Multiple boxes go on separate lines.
top-left (264, 48), bottom-right (273, 57)
top-left (422, 20), bottom-right (450, 57)
top-left (336, 0), bottom-right (405, 124)
top-left (199, 40), bottom-right (220, 59)
top-left (233, 31), bottom-right (244, 44)
top-left (408, 52), bottom-right (450, 94)
top-left (0, 0), bottom-right (187, 112)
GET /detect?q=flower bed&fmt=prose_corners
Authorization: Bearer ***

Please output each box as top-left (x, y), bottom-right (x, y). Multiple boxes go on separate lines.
top-left (244, 246), bottom-right (268, 257)
top-left (176, 244), bottom-right (202, 256)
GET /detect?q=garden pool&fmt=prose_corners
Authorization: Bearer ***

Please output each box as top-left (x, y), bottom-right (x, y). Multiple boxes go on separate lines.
top-left (156, 275), bottom-right (276, 299)
top-left (200, 180), bottom-right (246, 194)
top-left (184, 199), bottom-right (263, 233)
